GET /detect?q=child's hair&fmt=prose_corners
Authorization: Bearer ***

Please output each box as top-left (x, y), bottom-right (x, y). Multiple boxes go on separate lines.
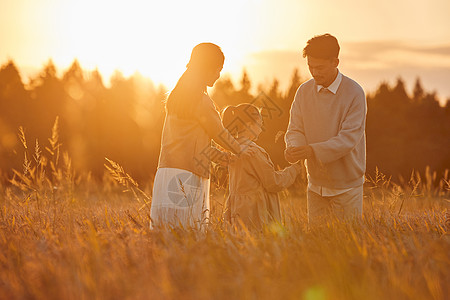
top-left (222, 103), bottom-right (261, 137)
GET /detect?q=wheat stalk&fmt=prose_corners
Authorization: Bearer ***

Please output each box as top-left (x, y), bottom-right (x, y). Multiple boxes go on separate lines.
top-left (104, 157), bottom-right (151, 210)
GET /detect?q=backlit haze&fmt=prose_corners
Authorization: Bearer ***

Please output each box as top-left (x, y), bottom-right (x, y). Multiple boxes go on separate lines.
top-left (1, 0), bottom-right (450, 105)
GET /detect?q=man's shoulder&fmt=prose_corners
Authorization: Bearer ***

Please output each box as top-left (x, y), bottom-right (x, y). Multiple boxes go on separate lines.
top-left (299, 78), bottom-right (315, 90)
top-left (295, 78), bottom-right (315, 97)
top-left (341, 74), bottom-right (365, 95)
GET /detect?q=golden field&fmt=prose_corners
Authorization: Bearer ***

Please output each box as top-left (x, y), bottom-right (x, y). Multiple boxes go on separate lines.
top-left (0, 125), bottom-right (449, 300)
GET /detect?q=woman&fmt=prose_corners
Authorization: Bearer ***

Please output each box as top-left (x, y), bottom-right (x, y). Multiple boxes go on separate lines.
top-left (151, 43), bottom-right (244, 229)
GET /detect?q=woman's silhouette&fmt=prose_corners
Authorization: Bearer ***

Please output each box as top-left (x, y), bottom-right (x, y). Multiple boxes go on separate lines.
top-left (151, 43), bottom-right (244, 229)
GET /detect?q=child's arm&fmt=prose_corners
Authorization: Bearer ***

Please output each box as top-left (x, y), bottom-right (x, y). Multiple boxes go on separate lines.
top-left (251, 148), bottom-right (302, 193)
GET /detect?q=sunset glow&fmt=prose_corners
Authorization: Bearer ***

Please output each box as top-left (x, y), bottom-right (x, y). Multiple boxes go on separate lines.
top-left (0, 2), bottom-right (448, 298)
top-left (3, 0), bottom-right (264, 87)
top-left (1, 0), bottom-right (450, 101)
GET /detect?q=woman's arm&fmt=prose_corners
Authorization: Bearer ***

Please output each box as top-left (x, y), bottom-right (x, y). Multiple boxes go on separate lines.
top-left (196, 94), bottom-right (242, 154)
top-left (209, 146), bottom-right (230, 166)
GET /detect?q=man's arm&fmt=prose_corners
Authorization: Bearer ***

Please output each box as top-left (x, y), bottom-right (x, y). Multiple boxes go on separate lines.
top-left (285, 87), bottom-right (307, 149)
top-left (310, 91), bottom-right (367, 164)
top-left (284, 88), bottom-right (309, 163)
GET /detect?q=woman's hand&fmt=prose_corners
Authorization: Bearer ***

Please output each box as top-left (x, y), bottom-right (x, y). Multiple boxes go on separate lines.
top-left (217, 152), bottom-right (232, 167)
top-left (239, 145), bottom-right (257, 157)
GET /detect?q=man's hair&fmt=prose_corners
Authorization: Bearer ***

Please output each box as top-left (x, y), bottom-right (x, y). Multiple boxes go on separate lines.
top-left (303, 34), bottom-right (340, 59)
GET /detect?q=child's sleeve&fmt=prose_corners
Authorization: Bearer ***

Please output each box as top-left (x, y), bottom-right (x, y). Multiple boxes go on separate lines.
top-left (250, 148), bottom-right (302, 193)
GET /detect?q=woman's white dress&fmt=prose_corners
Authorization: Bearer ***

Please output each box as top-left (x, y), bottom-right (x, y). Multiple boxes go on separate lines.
top-left (150, 167), bottom-right (210, 229)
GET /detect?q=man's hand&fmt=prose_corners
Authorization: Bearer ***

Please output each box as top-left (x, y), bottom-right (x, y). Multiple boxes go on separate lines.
top-left (284, 147), bottom-right (298, 164)
top-left (284, 146), bottom-right (314, 163)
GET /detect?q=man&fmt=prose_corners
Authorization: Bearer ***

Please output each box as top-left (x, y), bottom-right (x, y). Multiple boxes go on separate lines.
top-left (284, 34), bottom-right (367, 223)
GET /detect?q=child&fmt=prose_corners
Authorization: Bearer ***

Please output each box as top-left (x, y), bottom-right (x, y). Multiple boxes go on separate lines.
top-left (222, 104), bottom-right (302, 230)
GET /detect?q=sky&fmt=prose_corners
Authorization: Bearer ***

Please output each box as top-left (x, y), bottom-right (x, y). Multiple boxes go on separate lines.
top-left (1, 0), bottom-right (450, 105)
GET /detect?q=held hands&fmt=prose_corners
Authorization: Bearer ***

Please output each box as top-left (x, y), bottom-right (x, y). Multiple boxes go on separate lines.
top-left (216, 152), bottom-right (232, 167)
top-left (284, 145), bottom-right (314, 163)
top-left (220, 146), bottom-right (257, 167)
top-left (239, 144), bottom-right (258, 157)
top-left (219, 144), bottom-right (257, 167)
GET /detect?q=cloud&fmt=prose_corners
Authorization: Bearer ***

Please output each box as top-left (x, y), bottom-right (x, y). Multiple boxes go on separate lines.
top-left (409, 45), bottom-right (450, 56)
top-left (343, 41), bottom-right (450, 56)
top-left (237, 42), bottom-right (450, 105)
top-left (341, 41), bottom-right (450, 68)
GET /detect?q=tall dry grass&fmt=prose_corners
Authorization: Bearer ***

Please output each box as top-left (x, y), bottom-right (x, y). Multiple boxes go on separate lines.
top-left (0, 121), bottom-right (449, 300)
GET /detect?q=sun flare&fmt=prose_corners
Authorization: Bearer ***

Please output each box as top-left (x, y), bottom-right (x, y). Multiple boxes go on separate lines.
top-left (44, 0), bottom-right (257, 87)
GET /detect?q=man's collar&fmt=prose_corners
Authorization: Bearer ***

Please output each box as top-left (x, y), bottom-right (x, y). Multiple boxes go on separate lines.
top-left (316, 70), bottom-right (342, 94)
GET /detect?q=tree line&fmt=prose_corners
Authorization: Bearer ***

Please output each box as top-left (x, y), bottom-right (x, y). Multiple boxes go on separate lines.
top-left (0, 59), bottom-right (449, 184)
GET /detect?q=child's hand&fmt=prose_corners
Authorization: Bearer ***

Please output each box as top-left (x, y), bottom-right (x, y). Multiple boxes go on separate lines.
top-left (285, 146), bottom-right (314, 163)
top-left (229, 153), bottom-right (238, 164)
top-left (218, 152), bottom-right (232, 167)
top-left (284, 148), bottom-right (297, 163)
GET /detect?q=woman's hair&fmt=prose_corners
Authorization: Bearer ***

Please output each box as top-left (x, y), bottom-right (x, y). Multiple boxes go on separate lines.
top-left (165, 43), bottom-right (224, 118)
top-left (303, 33), bottom-right (340, 59)
top-left (222, 103), bottom-right (261, 137)
top-left (186, 43), bottom-right (224, 73)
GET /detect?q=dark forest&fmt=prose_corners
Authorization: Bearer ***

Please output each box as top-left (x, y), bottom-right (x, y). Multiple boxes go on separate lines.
top-left (1, 59), bottom-right (449, 186)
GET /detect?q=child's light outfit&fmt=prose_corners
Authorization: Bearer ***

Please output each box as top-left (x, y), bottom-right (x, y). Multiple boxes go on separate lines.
top-left (226, 138), bottom-right (301, 230)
